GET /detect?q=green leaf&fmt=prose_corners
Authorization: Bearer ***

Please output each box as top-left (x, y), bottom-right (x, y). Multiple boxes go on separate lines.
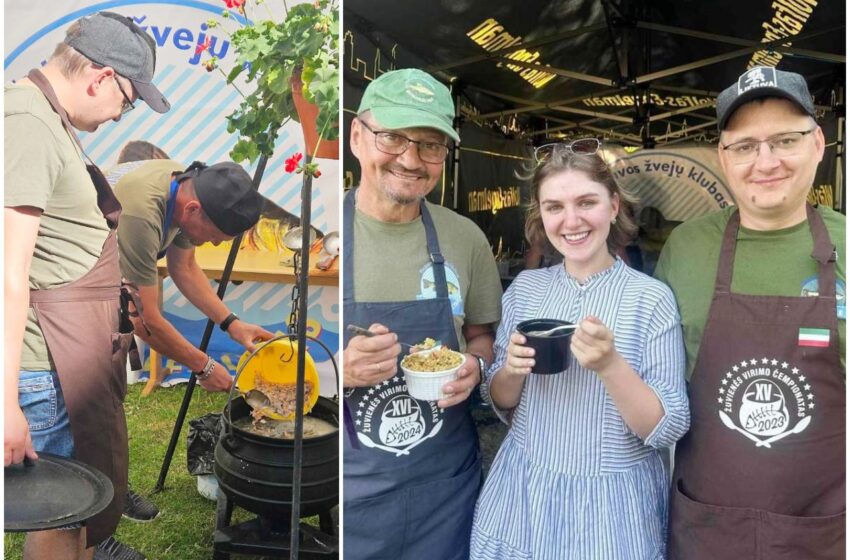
top-left (226, 64), bottom-right (245, 84)
top-left (221, 0), bottom-right (340, 164)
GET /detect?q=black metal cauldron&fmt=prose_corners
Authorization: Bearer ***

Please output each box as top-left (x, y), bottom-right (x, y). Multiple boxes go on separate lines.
top-left (214, 395), bottom-right (339, 520)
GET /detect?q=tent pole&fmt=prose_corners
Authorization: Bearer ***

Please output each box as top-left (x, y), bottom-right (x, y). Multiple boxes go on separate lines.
top-left (452, 83), bottom-right (461, 210)
top-left (836, 85), bottom-right (845, 213)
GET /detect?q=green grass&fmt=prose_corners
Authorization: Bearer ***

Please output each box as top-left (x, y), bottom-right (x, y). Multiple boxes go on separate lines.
top-left (5, 382), bottom-right (326, 559)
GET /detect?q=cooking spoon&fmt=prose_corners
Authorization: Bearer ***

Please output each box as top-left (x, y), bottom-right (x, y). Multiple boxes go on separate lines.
top-left (524, 324), bottom-right (578, 337)
top-left (718, 410), bottom-right (769, 448)
top-left (346, 324), bottom-right (439, 351)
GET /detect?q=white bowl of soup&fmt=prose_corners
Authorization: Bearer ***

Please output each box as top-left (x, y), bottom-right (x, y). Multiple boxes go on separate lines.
top-left (400, 346), bottom-right (465, 401)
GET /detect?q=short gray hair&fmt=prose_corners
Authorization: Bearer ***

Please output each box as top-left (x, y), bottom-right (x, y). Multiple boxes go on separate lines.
top-left (49, 22), bottom-right (94, 78)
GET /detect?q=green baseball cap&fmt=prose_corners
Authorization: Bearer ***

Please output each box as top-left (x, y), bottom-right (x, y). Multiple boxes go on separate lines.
top-left (357, 68), bottom-right (460, 143)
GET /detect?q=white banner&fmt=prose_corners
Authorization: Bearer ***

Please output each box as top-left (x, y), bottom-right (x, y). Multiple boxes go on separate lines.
top-left (605, 144), bottom-right (736, 221)
top-left (6, 1), bottom-right (340, 395)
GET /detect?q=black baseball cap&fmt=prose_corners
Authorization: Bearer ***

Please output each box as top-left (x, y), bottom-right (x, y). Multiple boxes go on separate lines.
top-left (716, 66), bottom-right (815, 130)
top-left (66, 11), bottom-right (170, 113)
top-left (175, 163), bottom-right (263, 235)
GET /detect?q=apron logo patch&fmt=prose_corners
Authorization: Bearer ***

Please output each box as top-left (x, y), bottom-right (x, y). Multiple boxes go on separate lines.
top-left (717, 357), bottom-right (815, 448)
top-left (416, 262), bottom-right (464, 316)
top-left (352, 375), bottom-right (443, 457)
top-left (798, 327), bottom-right (830, 347)
top-left (799, 276), bottom-right (845, 320)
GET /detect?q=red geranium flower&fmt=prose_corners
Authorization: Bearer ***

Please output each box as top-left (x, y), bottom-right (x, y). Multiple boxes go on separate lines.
top-left (195, 37), bottom-right (212, 55)
top-left (224, 0), bottom-right (245, 8)
top-left (284, 152), bottom-right (303, 173)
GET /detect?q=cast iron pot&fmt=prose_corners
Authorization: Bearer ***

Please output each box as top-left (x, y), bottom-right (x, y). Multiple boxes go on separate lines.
top-left (214, 396), bottom-right (339, 519)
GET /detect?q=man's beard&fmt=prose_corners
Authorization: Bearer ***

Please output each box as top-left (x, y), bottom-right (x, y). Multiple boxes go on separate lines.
top-left (379, 165), bottom-right (430, 205)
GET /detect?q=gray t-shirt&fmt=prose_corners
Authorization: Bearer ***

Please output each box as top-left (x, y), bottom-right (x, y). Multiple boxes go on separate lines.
top-left (353, 199), bottom-right (503, 350)
top-left (5, 83), bottom-right (110, 369)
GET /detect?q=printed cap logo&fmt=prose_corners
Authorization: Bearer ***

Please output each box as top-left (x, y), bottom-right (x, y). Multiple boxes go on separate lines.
top-left (405, 78), bottom-right (436, 104)
top-left (738, 66), bottom-right (778, 94)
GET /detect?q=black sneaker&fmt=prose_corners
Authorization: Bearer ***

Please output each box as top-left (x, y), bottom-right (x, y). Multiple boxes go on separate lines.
top-left (123, 490), bottom-right (160, 522)
top-left (94, 536), bottom-right (146, 560)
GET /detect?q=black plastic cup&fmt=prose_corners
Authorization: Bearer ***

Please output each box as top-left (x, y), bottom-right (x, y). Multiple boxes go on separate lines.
top-left (516, 319), bottom-right (576, 374)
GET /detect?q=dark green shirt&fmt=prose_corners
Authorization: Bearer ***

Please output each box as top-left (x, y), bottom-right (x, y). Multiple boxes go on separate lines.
top-left (655, 205), bottom-right (845, 380)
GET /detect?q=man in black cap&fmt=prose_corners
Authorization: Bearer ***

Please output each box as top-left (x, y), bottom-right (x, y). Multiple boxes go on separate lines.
top-left (657, 66), bottom-right (845, 559)
top-left (110, 158), bottom-right (274, 395)
top-left (5, 11), bottom-right (169, 560)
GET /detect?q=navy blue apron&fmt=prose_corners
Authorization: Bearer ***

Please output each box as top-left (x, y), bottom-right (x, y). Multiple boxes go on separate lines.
top-left (342, 189), bottom-right (481, 560)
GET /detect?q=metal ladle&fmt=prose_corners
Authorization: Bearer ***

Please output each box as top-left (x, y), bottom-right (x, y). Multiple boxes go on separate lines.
top-left (280, 226), bottom-right (318, 266)
top-left (317, 231), bottom-right (339, 270)
top-left (282, 226), bottom-right (317, 251)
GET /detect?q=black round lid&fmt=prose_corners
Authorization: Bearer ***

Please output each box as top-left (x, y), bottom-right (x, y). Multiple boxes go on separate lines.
top-left (4, 453), bottom-right (114, 531)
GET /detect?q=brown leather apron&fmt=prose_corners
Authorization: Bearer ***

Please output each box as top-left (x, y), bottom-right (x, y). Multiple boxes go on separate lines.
top-left (26, 69), bottom-right (137, 547)
top-left (669, 205), bottom-right (845, 560)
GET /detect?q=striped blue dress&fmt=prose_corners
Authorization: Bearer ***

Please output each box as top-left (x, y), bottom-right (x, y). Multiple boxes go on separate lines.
top-left (471, 258), bottom-right (689, 560)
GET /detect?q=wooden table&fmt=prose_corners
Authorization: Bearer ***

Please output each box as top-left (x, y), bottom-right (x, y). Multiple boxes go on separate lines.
top-left (143, 247), bottom-right (338, 396)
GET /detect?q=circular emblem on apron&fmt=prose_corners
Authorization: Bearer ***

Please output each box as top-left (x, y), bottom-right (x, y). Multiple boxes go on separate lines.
top-left (717, 357), bottom-right (815, 448)
top-left (739, 380), bottom-right (788, 436)
top-left (350, 374), bottom-right (443, 457)
top-left (379, 395), bottom-right (425, 446)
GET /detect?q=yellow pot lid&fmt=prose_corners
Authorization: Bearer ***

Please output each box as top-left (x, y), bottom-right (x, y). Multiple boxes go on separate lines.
top-left (236, 339), bottom-right (320, 420)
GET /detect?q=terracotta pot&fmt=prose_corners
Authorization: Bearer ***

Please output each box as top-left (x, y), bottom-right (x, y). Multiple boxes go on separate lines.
top-left (291, 74), bottom-right (339, 160)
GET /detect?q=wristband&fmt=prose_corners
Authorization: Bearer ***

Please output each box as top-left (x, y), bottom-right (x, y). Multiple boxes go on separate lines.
top-left (195, 355), bottom-right (216, 381)
top-left (471, 354), bottom-right (491, 405)
top-left (471, 353), bottom-right (487, 380)
top-left (219, 312), bottom-right (239, 332)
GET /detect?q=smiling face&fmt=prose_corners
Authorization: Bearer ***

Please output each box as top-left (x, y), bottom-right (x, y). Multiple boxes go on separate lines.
top-left (350, 115), bottom-right (447, 214)
top-left (539, 169), bottom-right (619, 281)
top-left (718, 98), bottom-right (824, 230)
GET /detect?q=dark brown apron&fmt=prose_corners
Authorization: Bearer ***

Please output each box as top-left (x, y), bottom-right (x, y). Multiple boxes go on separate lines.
top-left (669, 205), bottom-right (845, 560)
top-left (25, 69), bottom-right (137, 548)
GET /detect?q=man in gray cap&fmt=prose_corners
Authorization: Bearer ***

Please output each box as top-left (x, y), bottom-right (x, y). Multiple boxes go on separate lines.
top-left (342, 68), bottom-right (502, 558)
top-left (110, 158), bottom-right (273, 396)
top-left (657, 66), bottom-right (845, 559)
top-left (4, 11), bottom-right (170, 560)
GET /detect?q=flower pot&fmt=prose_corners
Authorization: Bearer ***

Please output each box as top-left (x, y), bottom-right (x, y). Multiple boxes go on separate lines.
top-left (291, 75), bottom-right (339, 160)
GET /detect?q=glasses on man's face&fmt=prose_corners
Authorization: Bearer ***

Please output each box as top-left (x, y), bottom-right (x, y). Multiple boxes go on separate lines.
top-left (533, 138), bottom-right (600, 163)
top-left (113, 76), bottom-right (135, 114)
top-left (720, 128), bottom-right (816, 165)
top-left (358, 120), bottom-right (450, 164)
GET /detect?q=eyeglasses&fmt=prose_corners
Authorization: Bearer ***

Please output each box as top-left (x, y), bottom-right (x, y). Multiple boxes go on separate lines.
top-left (533, 138), bottom-right (600, 163)
top-left (720, 128), bottom-right (816, 164)
top-left (113, 76), bottom-right (135, 114)
top-left (358, 120), bottom-right (450, 164)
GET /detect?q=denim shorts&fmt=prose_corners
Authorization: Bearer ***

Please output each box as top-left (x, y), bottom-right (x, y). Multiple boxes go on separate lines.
top-left (18, 370), bottom-right (74, 458)
top-left (18, 370), bottom-right (81, 530)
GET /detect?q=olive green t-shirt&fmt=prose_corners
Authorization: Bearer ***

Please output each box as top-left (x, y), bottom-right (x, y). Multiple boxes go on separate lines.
top-left (655, 205), bottom-right (845, 380)
top-left (4, 83), bottom-right (110, 370)
top-left (352, 199), bottom-right (503, 351)
top-left (110, 159), bottom-right (194, 286)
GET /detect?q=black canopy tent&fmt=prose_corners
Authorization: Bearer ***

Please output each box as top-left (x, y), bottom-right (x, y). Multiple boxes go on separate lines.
top-left (343, 0), bottom-right (845, 256)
